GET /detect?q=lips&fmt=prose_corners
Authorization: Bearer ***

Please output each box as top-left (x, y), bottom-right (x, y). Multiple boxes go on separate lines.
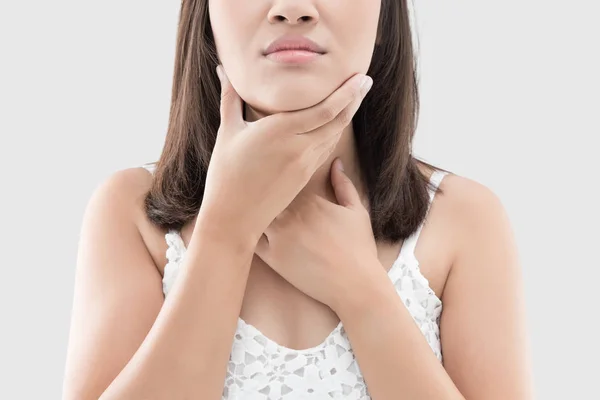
top-left (263, 35), bottom-right (326, 55)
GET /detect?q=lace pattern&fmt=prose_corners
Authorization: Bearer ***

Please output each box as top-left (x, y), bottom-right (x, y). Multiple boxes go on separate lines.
top-left (143, 162), bottom-right (446, 399)
top-left (163, 230), bottom-right (442, 400)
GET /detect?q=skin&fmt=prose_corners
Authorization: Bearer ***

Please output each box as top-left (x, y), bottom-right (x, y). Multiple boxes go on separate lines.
top-left (207, 0), bottom-right (384, 335)
top-left (62, 0), bottom-right (533, 398)
top-left (208, 0), bottom-right (381, 113)
top-left (203, 0), bottom-right (388, 347)
top-left (209, 0), bottom-right (531, 396)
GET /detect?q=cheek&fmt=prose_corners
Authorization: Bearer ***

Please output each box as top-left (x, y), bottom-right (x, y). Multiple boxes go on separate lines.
top-left (209, 0), bottom-right (380, 114)
top-left (209, 0), bottom-right (258, 64)
top-left (335, 1), bottom-right (381, 72)
top-left (210, 0), bottom-right (266, 106)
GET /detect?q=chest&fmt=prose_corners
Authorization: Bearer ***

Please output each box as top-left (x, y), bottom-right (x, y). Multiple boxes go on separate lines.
top-left (223, 246), bottom-right (445, 400)
top-left (237, 240), bottom-right (405, 352)
top-left (160, 229), bottom-right (445, 398)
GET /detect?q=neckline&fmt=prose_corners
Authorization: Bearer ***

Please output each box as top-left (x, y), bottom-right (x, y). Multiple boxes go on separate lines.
top-left (158, 166), bottom-right (446, 355)
top-left (165, 229), bottom-right (413, 355)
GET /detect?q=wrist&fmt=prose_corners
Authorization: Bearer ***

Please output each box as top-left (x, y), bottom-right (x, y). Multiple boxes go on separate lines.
top-left (333, 264), bottom-right (394, 321)
top-left (193, 209), bottom-right (260, 255)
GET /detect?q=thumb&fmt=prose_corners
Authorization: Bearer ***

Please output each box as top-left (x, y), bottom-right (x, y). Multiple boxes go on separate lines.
top-left (216, 65), bottom-right (244, 130)
top-left (331, 158), bottom-right (361, 209)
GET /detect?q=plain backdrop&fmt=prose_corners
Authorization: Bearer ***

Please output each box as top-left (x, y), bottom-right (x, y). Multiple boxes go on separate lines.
top-left (1, 1), bottom-right (598, 398)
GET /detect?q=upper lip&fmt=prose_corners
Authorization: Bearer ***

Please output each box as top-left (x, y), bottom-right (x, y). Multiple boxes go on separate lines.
top-left (263, 35), bottom-right (326, 55)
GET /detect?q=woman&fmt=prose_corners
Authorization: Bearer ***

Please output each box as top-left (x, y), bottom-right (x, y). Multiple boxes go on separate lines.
top-left (63, 0), bottom-right (532, 399)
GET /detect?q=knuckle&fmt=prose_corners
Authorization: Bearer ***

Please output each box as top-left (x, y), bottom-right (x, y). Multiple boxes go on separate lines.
top-left (337, 107), bottom-right (352, 127)
top-left (348, 84), bottom-right (361, 102)
top-left (318, 105), bottom-right (337, 123)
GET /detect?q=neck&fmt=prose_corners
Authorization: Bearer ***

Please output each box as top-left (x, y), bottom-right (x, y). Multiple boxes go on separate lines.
top-left (245, 103), bottom-right (367, 206)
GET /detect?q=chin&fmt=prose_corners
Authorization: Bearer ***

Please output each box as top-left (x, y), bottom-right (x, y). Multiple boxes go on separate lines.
top-left (244, 84), bottom-right (334, 115)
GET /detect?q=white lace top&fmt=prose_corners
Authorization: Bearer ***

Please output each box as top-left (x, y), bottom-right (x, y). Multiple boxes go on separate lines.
top-left (141, 162), bottom-right (446, 400)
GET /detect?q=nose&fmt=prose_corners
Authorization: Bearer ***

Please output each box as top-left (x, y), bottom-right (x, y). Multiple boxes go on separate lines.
top-left (267, 1), bottom-right (319, 25)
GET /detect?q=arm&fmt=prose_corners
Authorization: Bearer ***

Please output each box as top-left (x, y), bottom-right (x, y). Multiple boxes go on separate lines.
top-left (337, 180), bottom-right (533, 399)
top-left (62, 169), bottom-right (257, 400)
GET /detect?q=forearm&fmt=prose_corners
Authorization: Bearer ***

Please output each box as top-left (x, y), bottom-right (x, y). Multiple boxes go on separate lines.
top-left (337, 268), bottom-right (464, 400)
top-left (100, 217), bottom-right (256, 400)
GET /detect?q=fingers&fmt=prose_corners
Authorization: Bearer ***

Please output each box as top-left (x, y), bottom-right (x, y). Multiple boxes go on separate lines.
top-left (308, 75), bottom-right (371, 138)
top-left (217, 65), bottom-right (244, 131)
top-left (306, 76), bottom-right (372, 163)
top-left (261, 73), bottom-right (373, 136)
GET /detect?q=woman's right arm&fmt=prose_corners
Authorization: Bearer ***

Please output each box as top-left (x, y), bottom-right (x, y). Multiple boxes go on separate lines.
top-left (63, 66), bottom-right (371, 400)
top-left (62, 168), bottom-right (257, 400)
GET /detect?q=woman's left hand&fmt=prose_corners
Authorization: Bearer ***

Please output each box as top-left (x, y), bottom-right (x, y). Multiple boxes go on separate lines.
top-left (255, 158), bottom-right (384, 314)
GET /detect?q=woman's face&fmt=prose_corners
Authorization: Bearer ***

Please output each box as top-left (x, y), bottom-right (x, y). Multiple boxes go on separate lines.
top-left (209, 0), bottom-right (381, 115)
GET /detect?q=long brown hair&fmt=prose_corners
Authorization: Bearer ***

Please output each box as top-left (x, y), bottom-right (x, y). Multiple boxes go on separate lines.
top-left (145, 0), bottom-right (449, 244)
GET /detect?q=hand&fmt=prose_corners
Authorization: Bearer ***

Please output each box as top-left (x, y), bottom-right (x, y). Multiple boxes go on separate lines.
top-left (200, 65), bottom-right (374, 245)
top-left (254, 158), bottom-right (383, 314)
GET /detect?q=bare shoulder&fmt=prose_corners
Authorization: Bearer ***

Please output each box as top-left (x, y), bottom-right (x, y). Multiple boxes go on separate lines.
top-left (439, 173), bottom-right (504, 212)
top-left (417, 161), bottom-right (503, 212)
top-left (87, 167), bottom-right (155, 237)
top-left (64, 167), bottom-right (165, 398)
top-left (433, 171), bottom-right (518, 284)
top-left (86, 166), bottom-right (168, 273)
top-left (440, 173), bottom-right (512, 242)
top-left (411, 162), bottom-right (514, 297)
top-left (426, 175), bottom-right (530, 398)
top-left (90, 167), bottom-right (153, 214)
top-left (414, 161), bottom-right (508, 248)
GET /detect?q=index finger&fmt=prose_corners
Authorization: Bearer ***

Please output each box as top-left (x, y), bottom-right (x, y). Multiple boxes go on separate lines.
top-left (258, 73), bottom-right (370, 135)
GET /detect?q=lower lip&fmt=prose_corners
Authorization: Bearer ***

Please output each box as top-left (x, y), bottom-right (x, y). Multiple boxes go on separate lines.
top-left (265, 50), bottom-right (323, 64)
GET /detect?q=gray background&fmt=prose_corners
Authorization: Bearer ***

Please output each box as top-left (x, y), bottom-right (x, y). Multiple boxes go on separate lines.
top-left (1, 1), bottom-right (598, 398)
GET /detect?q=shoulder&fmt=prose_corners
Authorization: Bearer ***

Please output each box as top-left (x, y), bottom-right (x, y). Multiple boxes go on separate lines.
top-left (435, 172), bottom-right (517, 279)
top-left (416, 160), bottom-right (501, 208)
top-left (65, 168), bottom-right (166, 398)
top-left (85, 165), bottom-right (167, 271)
top-left (416, 162), bottom-right (513, 266)
top-left (415, 161), bottom-right (507, 229)
top-left (441, 173), bottom-right (510, 236)
top-left (87, 166), bottom-right (153, 224)
top-left (414, 157), bottom-right (504, 223)
top-left (429, 177), bottom-right (530, 397)
top-left (428, 174), bottom-right (530, 397)
top-left (409, 162), bottom-right (513, 295)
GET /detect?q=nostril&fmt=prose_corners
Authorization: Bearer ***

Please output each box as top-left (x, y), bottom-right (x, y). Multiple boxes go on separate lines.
top-left (270, 14), bottom-right (316, 24)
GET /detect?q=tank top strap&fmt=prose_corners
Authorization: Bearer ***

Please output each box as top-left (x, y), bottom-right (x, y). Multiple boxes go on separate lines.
top-left (140, 162), bottom-right (157, 175)
top-left (399, 169), bottom-right (449, 259)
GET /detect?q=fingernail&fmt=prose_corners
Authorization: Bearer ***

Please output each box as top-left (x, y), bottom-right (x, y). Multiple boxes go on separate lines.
top-left (216, 65), bottom-right (223, 82)
top-left (336, 158), bottom-right (345, 172)
top-left (361, 76), bottom-right (373, 94)
top-left (359, 75), bottom-right (369, 88)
